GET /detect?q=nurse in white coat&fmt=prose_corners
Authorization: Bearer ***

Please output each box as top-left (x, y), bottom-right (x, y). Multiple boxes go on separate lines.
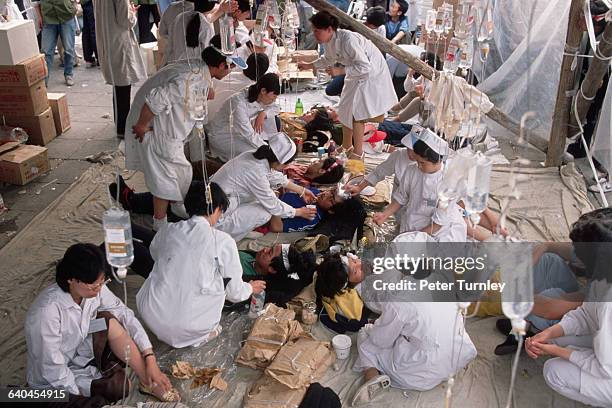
top-left (373, 128), bottom-right (467, 242)
top-left (206, 73), bottom-right (282, 163)
top-left (94, 0), bottom-right (147, 137)
top-left (136, 181), bottom-right (266, 348)
top-left (25, 244), bottom-right (178, 403)
top-left (211, 133), bottom-right (318, 241)
top-left (299, 11), bottom-right (398, 159)
top-left (126, 46), bottom-right (236, 230)
top-left (166, 0), bottom-right (216, 64)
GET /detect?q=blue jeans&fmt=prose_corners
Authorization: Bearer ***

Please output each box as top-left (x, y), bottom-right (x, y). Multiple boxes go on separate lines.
top-left (527, 253), bottom-right (581, 331)
top-left (325, 75), bottom-right (345, 97)
top-left (42, 19), bottom-right (76, 81)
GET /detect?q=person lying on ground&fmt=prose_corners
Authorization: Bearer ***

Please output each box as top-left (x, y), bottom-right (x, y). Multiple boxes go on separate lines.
top-left (136, 181), bottom-right (266, 348)
top-left (525, 208), bottom-right (612, 407)
top-left (239, 244), bottom-right (316, 306)
top-left (315, 253), bottom-right (369, 334)
top-left (25, 244), bottom-right (180, 404)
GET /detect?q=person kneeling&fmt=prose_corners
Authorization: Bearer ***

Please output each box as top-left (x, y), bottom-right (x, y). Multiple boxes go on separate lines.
top-left (25, 244), bottom-right (179, 405)
top-left (136, 181), bottom-right (266, 348)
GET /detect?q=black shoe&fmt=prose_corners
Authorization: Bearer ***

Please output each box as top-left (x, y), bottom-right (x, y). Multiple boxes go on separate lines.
top-left (494, 334), bottom-right (520, 356)
top-left (108, 175), bottom-right (133, 210)
top-left (496, 318), bottom-right (512, 335)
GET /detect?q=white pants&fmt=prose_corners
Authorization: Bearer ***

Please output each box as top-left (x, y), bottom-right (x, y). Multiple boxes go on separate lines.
top-left (544, 357), bottom-right (612, 407)
top-left (215, 199), bottom-right (272, 241)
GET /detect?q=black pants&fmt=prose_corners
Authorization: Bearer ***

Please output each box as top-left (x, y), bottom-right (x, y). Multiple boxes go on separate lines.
top-left (113, 85), bottom-right (131, 135)
top-left (137, 4), bottom-right (160, 44)
top-left (126, 190), bottom-right (183, 222)
top-left (82, 1), bottom-right (98, 63)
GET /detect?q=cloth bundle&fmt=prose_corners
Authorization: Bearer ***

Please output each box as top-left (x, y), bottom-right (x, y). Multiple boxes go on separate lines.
top-left (264, 333), bottom-right (335, 390)
top-left (236, 304), bottom-right (304, 369)
top-left (426, 72), bottom-right (494, 141)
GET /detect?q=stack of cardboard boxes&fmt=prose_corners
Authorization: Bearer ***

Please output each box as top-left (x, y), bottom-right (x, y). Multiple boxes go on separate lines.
top-left (0, 20), bottom-right (70, 185)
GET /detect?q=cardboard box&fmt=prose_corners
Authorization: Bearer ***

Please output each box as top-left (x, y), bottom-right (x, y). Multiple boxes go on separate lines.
top-left (0, 142), bottom-right (49, 185)
top-left (0, 54), bottom-right (47, 88)
top-left (47, 92), bottom-right (71, 134)
top-left (0, 20), bottom-right (40, 65)
top-left (289, 50), bottom-right (319, 64)
top-left (3, 107), bottom-right (57, 146)
top-left (0, 80), bottom-right (49, 116)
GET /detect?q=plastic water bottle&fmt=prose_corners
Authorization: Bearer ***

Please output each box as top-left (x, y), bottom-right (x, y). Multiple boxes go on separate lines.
top-left (295, 98), bottom-right (304, 115)
top-left (103, 207), bottom-right (134, 279)
top-left (248, 290), bottom-right (266, 318)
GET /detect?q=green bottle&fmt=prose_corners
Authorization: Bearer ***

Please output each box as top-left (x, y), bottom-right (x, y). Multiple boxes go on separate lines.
top-left (295, 98), bottom-right (304, 115)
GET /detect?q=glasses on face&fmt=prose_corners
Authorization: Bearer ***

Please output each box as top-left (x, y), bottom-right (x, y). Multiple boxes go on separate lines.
top-left (82, 278), bottom-right (112, 291)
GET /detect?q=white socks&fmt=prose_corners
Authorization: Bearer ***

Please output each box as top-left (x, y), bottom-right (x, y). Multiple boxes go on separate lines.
top-left (153, 216), bottom-right (168, 231)
top-left (170, 202), bottom-right (189, 219)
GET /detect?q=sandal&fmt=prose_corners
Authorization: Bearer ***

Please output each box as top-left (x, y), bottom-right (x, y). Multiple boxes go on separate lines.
top-left (351, 374), bottom-right (391, 406)
top-left (139, 383), bottom-right (181, 402)
top-left (588, 181), bottom-right (612, 193)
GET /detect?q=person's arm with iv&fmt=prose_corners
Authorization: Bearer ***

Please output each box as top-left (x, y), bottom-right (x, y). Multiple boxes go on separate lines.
top-left (248, 173), bottom-right (315, 220)
top-left (284, 181), bottom-right (318, 204)
top-left (30, 306), bottom-right (80, 395)
top-left (206, 0), bottom-right (237, 24)
top-left (373, 176), bottom-right (407, 225)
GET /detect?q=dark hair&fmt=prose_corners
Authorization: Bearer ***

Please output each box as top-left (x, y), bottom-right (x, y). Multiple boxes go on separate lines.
top-left (310, 11), bottom-right (340, 30)
top-left (194, 0), bottom-right (216, 13)
top-left (247, 73), bottom-right (281, 102)
top-left (209, 33), bottom-right (221, 49)
top-left (184, 181), bottom-right (230, 217)
top-left (304, 106), bottom-right (334, 133)
top-left (202, 45), bottom-right (227, 68)
top-left (413, 139), bottom-right (442, 163)
top-left (269, 246), bottom-right (316, 278)
top-left (244, 53), bottom-right (270, 81)
top-left (365, 6), bottom-right (386, 27)
top-left (315, 254), bottom-right (348, 305)
top-left (185, 14), bottom-right (202, 48)
top-left (569, 208), bottom-right (612, 282)
top-left (56, 243), bottom-right (110, 292)
top-left (236, 0), bottom-right (250, 13)
top-left (311, 158), bottom-right (345, 184)
top-left (394, 0), bottom-right (409, 15)
top-left (422, 51), bottom-right (442, 70)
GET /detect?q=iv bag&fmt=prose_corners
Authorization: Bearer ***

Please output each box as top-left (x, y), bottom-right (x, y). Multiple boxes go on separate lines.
top-left (287, 1), bottom-right (300, 29)
top-left (464, 151), bottom-right (492, 215)
top-left (458, 35), bottom-right (474, 73)
top-left (438, 149), bottom-right (475, 206)
top-left (254, 1), bottom-right (269, 34)
top-left (220, 14), bottom-right (236, 55)
top-left (499, 241), bottom-right (534, 330)
top-left (443, 37), bottom-right (462, 73)
top-left (434, 8), bottom-right (445, 34)
top-left (425, 9), bottom-right (436, 33)
top-left (103, 207), bottom-right (134, 279)
top-left (442, 3), bottom-right (454, 33)
top-left (267, 0), bottom-right (281, 29)
top-left (476, 5), bottom-right (493, 42)
top-left (187, 76), bottom-right (208, 124)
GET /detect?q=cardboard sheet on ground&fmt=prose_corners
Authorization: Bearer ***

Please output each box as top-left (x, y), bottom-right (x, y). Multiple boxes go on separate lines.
top-left (0, 155), bottom-right (592, 407)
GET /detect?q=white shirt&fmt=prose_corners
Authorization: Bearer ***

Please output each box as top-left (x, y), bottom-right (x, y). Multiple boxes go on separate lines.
top-left (375, 25), bottom-right (386, 38)
top-left (25, 285), bottom-right (151, 396)
top-left (167, 11), bottom-right (214, 64)
top-left (394, 163), bottom-right (466, 241)
top-left (205, 89), bottom-right (279, 162)
top-left (125, 62), bottom-right (211, 173)
top-left (314, 29), bottom-right (397, 128)
top-left (365, 148), bottom-right (415, 195)
top-left (136, 217), bottom-right (252, 348)
top-left (158, 0), bottom-right (194, 40)
top-left (211, 151), bottom-right (296, 219)
top-left (235, 22), bottom-right (250, 45)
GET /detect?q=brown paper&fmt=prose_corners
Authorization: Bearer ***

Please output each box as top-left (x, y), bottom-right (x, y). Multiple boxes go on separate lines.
top-left (264, 333), bottom-right (335, 390)
top-left (243, 375), bottom-right (307, 408)
top-left (236, 304), bottom-right (303, 370)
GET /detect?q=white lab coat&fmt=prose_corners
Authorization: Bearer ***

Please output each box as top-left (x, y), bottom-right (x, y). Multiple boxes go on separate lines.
top-left (354, 301), bottom-right (476, 391)
top-left (235, 22), bottom-right (250, 45)
top-left (211, 151), bottom-right (297, 241)
top-left (0, 0), bottom-right (23, 20)
top-left (158, 0), bottom-right (194, 40)
top-left (365, 148), bottom-right (415, 196)
top-left (25, 284), bottom-right (151, 396)
top-left (394, 163), bottom-right (466, 242)
top-left (166, 11), bottom-right (214, 64)
top-left (314, 29), bottom-right (397, 129)
top-left (125, 62), bottom-right (210, 201)
top-left (136, 217), bottom-right (252, 348)
top-left (94, 0), bottom-right (147, 86)
top-left (204, 89), bottom-right (280, 163)
top-left (544, 280), bottom-right (612, 406)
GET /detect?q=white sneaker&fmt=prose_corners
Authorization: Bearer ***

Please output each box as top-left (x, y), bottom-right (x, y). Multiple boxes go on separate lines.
top-left (588, 181), bottom-right (612, 193)
top-left (351, 374), bottom-right (391, 406)
top-left (65, 75), bottom-right (74, 86)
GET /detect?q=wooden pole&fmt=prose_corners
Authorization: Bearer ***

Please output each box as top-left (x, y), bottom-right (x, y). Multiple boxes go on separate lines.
top-left (301, 0), bottom-right (550, 153)
top-left (545, 0), bottom-right (585, 166)
top-left (571, 22), bottom-right (612, 127)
